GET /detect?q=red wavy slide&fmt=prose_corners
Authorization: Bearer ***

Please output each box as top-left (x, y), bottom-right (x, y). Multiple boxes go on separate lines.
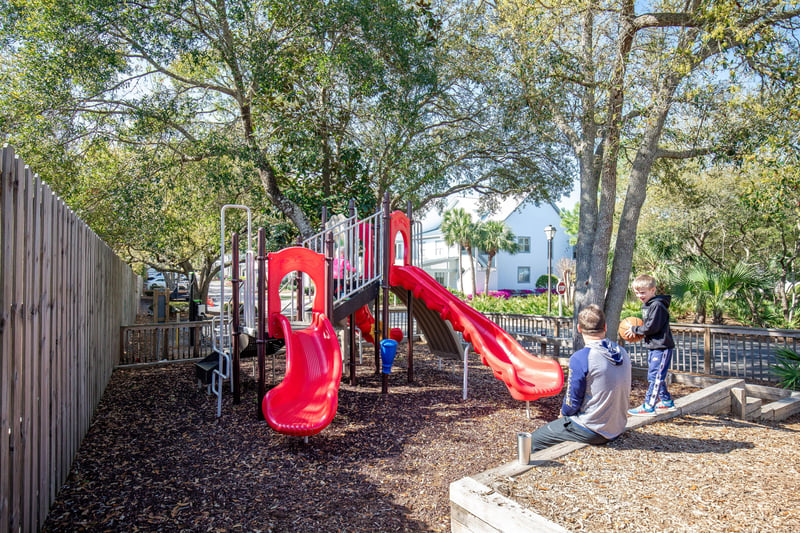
top-left (262, 246), bottom-right (342, 436)
top-left (262, 312), bottom-right (342, 437)
top-left (390, 264), bottom-right (564, 401)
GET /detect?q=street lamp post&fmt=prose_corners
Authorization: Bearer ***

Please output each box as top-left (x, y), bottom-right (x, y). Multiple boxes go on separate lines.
top-left (544, 224), bottom-right (556, 314)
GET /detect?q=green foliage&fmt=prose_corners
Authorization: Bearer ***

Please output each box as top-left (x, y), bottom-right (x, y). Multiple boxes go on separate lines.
top-left (475, 220), bottom-right (518, 292)
top-left (535, 275), bottom-right (558, 290)
top-left (559, 203), bottom-right (579, 246)
top-left (773, 348), bottom-right (800, 391)
top-left (674, 262), bottom-right (768, 324)
top-left (441, 208), bottom-right (477, 294)
top-left (469, 294), bottom-right (571, 317)
top-left (620, 300), bottom-right (643, 321)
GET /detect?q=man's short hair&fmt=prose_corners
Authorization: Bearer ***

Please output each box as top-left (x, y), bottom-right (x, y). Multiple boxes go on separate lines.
top-left (632, 274), bottom-right (657, 290)
top-left (578, 304), bottom-right (605, 335)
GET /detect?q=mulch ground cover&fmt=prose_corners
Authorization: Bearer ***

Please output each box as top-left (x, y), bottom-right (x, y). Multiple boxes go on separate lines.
top-left (42, 343), bottom-right (695, 532)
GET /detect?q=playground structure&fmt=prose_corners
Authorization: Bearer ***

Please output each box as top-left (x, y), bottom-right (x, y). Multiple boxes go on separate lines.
top-left (204, 194), bottom-right (564, 437)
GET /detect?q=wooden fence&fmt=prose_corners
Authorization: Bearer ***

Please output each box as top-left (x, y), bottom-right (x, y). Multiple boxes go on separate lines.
top-left (626, 323), bottom-right (800, 383)
top-left (1, 145), bottom-right (138, 533)
top-left (119, 320), bottom-right (215, 365)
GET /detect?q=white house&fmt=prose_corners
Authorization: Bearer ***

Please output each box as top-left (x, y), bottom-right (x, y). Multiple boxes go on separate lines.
top-left (416, 195), bottom-right (572, 296)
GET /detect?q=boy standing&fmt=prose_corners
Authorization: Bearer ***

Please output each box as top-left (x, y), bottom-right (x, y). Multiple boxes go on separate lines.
top-left (528, 305), bottom-right (631, 452)
top-left (623, 274), bottom-right (676, 416)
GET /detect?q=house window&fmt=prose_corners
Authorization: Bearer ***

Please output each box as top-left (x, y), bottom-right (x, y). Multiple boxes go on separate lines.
top-left (434, 272), bottom-right (446, 285)
top-left (517, 236), bottom-right (530, 253)
top-left (435, 239), bottom-right (445, 256)
top-left (518, 266), bottom-right (530, 284)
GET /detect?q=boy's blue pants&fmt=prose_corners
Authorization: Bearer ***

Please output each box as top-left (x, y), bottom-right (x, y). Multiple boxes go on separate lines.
top-left (645, 348), bottom-right (673, 408)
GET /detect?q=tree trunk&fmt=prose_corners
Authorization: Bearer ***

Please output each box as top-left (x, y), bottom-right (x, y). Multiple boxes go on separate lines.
top-left (458, 245), bottom-right (464, 293)
top-left (604, 122), bottom-right (668, 337)
top-left (571, 6), bottom-right (600, 350)
top-left (257, 166), bottom-right (316, 238)
top-left (485, 253), bottom-right (495, 295)
top-left (468, 245), bottom-right (477, 297)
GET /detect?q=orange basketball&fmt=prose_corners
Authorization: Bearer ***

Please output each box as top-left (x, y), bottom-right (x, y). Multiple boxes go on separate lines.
top-left (618, 316), bottom-right (644, 342)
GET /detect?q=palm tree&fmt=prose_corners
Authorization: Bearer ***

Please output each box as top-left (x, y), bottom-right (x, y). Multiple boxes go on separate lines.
top-left (475, 220), bottom-right (518, 295)
top-left (674, 262), bottom-right (767, 324)
top-left (441, 208), bottom-right (476, 295)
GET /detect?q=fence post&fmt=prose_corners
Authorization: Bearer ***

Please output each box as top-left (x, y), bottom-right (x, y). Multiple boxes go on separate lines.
top-left (553, 320), bottom-right (560, 359)
top-left (703, 327), bottom-right (712, 374)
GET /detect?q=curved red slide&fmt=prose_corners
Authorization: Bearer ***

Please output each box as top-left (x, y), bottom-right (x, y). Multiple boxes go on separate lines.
top-left (262, 246), bottom-right (342, 436)
top-left (353, 305), bottom-right (376, 344)
top-left (352, 305), bottom-right (403, 344)
top-left (262, 312), bottom-right (342, 436)
top-left (390, 264), bottom-right (564, 401)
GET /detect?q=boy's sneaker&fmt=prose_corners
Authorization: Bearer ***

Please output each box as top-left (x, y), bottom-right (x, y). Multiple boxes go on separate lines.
top-left (628, 404), bottom-right (657, 417)
top-left (655, 399), bottom-right (676, 412)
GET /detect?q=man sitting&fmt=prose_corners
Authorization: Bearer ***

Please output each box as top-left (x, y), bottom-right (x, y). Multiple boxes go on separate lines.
top-left (528, 304), bottom-right (632, 452)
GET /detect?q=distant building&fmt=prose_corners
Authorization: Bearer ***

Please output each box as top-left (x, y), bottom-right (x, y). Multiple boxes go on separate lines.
top-left (416, 196), bottom-right (572, 296)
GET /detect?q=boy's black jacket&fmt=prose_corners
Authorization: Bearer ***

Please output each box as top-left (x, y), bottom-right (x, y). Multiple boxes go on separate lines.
top-left (635, 295), bottom-right (675, 350)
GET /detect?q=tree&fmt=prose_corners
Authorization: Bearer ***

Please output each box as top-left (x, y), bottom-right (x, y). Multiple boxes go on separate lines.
top-left (475, 220), bottom-right (518, 294)
top-left (0, 0), bottom-right (440, 238)
top-left (493, 0), bottom-right (800, 344)
top-left (739, 138), bottom-right (800, 322)
top-left (674, 262), bottom-right (767, 324)
top-left (441, 207), bottom-right (476, 295)
top-left (1, 0), bottom-right (578, 283)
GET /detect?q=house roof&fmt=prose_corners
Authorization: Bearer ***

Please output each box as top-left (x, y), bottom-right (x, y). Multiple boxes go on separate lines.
top-left (420, 194), bottom-right (556, 235)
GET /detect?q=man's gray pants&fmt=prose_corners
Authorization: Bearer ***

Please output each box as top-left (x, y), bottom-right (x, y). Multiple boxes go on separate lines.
top-left (529, 416), bottom-right (610, 453)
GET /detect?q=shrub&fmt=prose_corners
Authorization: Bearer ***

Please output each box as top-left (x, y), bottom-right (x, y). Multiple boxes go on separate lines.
top-left (773, 348), bottom-right (800, 391)
top-left (488, 290), bottom-right (512, 299)
top-left (469, 293), bottom-right (572, 316)
top-left (535, 274), bottom-right (558, 290)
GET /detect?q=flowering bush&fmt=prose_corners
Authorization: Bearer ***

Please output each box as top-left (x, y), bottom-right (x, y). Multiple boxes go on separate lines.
top-left (488, 290), bottom-right (512, 299)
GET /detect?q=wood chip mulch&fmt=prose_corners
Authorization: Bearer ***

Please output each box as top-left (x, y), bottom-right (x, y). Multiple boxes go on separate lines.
top-left (44, 343), bottom-right (709, 532)
top-left (496, 410), bottom-right (800, 532)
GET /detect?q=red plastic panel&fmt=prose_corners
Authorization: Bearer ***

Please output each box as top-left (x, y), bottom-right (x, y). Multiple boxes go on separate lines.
top-left (266, 246), bottom-right (327, 339)
top-left (389, 211), bottom-right (411, 266)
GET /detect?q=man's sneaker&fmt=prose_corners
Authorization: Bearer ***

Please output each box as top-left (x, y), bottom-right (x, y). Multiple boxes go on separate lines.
top-left (628, 404), bottom-right (657, 416)
top-left (655, 399), bottom-right (676, 412)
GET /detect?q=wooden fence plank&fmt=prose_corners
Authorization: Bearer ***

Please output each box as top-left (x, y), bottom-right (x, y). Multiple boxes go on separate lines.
top-left (53, 198), bottom-right (66, 506)
top-left (38, 183), bottom-right (54, 523)
top-left (66, 212), bottom-right (76, 482)
top-left (1, 145), bottom-right (16, 533)
top-left (9, 152), bottom-right (25, 532)
top-left (25, 169), bottom-right (42, 531)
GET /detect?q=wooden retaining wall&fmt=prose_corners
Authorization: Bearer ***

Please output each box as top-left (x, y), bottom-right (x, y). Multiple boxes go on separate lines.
top-left (450, 379), bottom-right (800, 532)
top-left (1, 145), bottom-right (138, 533)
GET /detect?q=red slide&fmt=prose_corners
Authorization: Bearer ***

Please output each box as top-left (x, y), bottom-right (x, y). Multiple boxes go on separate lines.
top-left (262, 247), bottom-right (342, 436)
top-left (353, 305), bottom-right (376, 344)
top-left (263, 312), bottom-right (342, 437)
top-left (390, 264), bottom-right (564, 401)
top-left (352, 305), bottom-right (403, 344)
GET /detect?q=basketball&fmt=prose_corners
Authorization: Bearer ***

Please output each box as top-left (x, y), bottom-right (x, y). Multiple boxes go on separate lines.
top-left (618, 316), bottom-right (644, 342)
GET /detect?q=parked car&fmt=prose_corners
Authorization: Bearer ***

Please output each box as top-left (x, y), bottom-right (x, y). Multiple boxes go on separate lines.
top-left (145, 269), bottom-right (167, 290)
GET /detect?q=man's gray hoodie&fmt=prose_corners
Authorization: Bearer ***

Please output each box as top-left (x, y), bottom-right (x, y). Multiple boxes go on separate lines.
top-left (562, 339), bottom-right (632, 439)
